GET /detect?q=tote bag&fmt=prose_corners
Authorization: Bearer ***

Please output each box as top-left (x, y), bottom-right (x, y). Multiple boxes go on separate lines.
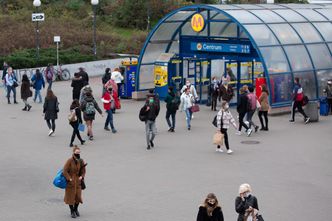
top-left (213, 131), bottom-right (224, 145)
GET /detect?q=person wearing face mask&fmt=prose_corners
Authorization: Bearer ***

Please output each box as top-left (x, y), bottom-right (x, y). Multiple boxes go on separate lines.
top-left (196, 193), bottom-right (224, 221)
top-left (210, 77), bottom-right (220, 111)
top-left (63, 146), bottom-right (87, 218)
top-left (180, 88), bottom-right (195, 130)
top-left (235, 183), bottom-right (259, 221)
top-left (216, 101), bottom-right (237, 154)
top-left (181, 80), bottom-right (198, 100)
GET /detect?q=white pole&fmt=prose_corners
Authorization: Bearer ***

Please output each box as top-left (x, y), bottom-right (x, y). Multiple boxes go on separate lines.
top-left (56, 42), bottom-right (59, 70)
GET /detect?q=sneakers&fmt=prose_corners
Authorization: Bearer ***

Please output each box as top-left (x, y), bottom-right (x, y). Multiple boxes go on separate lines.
top-left (216, 148), bottom-right (224, 153)
top-left (104, 127), bottom-right (110, 131)
top-left (81, 140), bottom-right (86, 145)
top-left (236, 131), bottom-right (242, 135)
top-left (246, 129), bottom-right (253, 137)
top-left (48, 130), bottom-right (54, 136)
top-left (147, 145), bottom-right (151, 150)
top-left (305, 117), bottom-right (310, 124)
top-left (112, 129), bottom-right (117, 134)
top-left (27, 105), bottom-right (32, 111)
top-left (227, 149), bottom-right (233, 154)
top-left (289, 119), bottom-right (295, 123)
top-left (89, 136), bottom-right (94, 141)
top-left (150, 140), bottom-right (154, 148)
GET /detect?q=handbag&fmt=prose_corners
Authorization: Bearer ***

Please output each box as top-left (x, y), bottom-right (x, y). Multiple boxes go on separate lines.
top-left (212, 111), bottom-right (223, 128)
top-left (53, 169), bottom-right (67, 189)
top-left (13, 81), bottom-right (18, 88)
top-left (190, 104), bottom-right (200, 112)
top-left (78, 123), bottom-right (85, 132)
top-left (213, 131), bottom-right (224, 145)
top-left (68, 109), bottom-right (77, 122)
top-left (79, 160), bottom-right (87, 190)
top-left (256, 100), bottom-right (261, 109)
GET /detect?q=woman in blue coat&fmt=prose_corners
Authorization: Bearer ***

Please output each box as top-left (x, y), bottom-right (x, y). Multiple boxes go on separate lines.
top-left (31, 69), bottom-right (45, 103)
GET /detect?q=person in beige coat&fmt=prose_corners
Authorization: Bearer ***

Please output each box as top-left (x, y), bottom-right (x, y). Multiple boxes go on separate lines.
top-left (63, 146), bottom-right (86, 218)
top-left (258, 84), bottom-right (269, 131)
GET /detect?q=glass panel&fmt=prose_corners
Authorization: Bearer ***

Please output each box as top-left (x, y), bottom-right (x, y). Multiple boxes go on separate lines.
top-left (273, 9), bottom-right (306, 22)
top-left (239, 29), bottom-right (249, 39)
top-left (269, 73), bottom-right (293, 103)
top-left (260, 4), bottom-right (286, 9)
top-left (269, 24), bottom-right (301, 44)
top-left (307, 44), bottom-right (332, 69)
top-left (234, 4), bottom-right (263, 10)
top-left (295, 9), bottom-right (327, 21)
top-left (317, 69), bottom-right (332, 97)
top-left (151, 22), bottom-right (181, 41)
top-left (213, 5), bottom-right (242, 10)
top-left (329, 43), bottom-right (332, 53)
top-left (293, 71), bottom-right (317, 99)
top-left (259, 47), bottom-right (290, 73)
top-left (291, 23), bottom-right (323, 43)
top-left (245, 24), bottom-right (279, 46)
top-left (316, 9), bottom-right (332, 21)
top-left (141, 43), bottom-right (168, 64)
top-left (166, 11), bottom-right (194, 21)
top-left (168, 41), bottom-right (179, 54)
top-left (138, 65), bottom-right (154, 90)
top-left (284, 45), bottom-right (313, 71)
top-left (211, 13), bottom-right (232, 20)
top-left (313, 22), bottom-right (332, 41)
top-left (250, 10), bottom-right (285, 23)
top-left (224, 10), bottom-right (262, 24)
top-left (210, 22), bottom-right (237, 37)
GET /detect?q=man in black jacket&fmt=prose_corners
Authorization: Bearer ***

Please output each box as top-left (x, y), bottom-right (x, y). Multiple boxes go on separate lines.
top-left (78, 67), bottom-right (89, 86)
top-left (144, 89), bottom-right (160, 150)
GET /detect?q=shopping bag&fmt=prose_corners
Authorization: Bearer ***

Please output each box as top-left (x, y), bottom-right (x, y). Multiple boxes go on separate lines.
top-left (53, 169), bottom-right (67, 189)
top-left (190, 104), bottom-right (200, 112)
top-left (213, 131), bottom-right (224, 145)
top-left (78, 123), bottom-right (85, 132)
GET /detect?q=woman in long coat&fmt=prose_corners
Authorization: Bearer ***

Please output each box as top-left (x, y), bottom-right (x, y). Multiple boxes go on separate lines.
top-left (196, 193), bottom-right (224, 221)
top-left (63, 146), bottom-right (86, 218)
top-left (43, 89), bottom-right (59, 136)
top-left (20, 74), bottom-right (32, 111)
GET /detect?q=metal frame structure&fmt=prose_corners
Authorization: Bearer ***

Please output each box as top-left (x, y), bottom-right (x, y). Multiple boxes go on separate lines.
top-left (137, 4), bottom-right (332, 107)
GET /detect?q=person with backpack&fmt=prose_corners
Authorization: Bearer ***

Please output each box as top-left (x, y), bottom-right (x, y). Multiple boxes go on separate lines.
top-left (31, 69), bottom-right (45, 103)
top-left (43, 89), bottom-right (59, 136)
top-left (216, 101), bottom-right (237, 154)
top-left (196, 193), bottom-right (224, 221)
top-left (180, 88), bottom-right (195, 130)
top-left (101, 86), bottom-right (117, 133)
top-left (164, 86), bottom-right (179, 132)
top-left (63, 146), bottom-right (86, 218)
top-left (45, 63), bottom-right (54, 89)
top-left (237, 87), bottom-right (252, 136)
top-left (5, 67), bottom-right (18, 104)
top-left (246, 86), bottom-right (259, 132)
top-left (258, 84), bottom-right (269, 131)
top-left (80, 91), bottom-right (103, 140)
top-left (71, 72), bottom-right (84, 100)
top-left (143, 89), bottom-right (160, 150)
top-left (20, 74), bottom-right (32, 111)
top-left (69, 99), bottom-right (85, 147)
top-left (290, 77), bottom-right (310, 124)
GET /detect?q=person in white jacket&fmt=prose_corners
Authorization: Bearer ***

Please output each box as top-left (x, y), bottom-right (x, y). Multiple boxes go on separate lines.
top-left (216, 101), bottom-right (237, 154)
top-left (180, 88), bottom-right (194, 130)
top-left (180, 80), bottom-right (198, 100)
top-left (111, 68), bottom-right (124, 97)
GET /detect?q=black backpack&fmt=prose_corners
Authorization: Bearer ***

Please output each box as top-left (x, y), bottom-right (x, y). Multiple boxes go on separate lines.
top-left (139, 106), bottom-right (147, 122)
top-left (169, 95), bottom-right (180, 111)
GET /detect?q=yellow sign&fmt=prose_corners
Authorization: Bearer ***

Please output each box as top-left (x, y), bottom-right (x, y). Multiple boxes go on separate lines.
top-left (191, 13), bottom-right (205, 33)
top-left (154, 65), bottom-right (168, 87)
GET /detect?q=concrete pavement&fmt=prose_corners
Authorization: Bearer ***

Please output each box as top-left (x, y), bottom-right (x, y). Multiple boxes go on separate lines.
top-left (0, 78), bottom-right (331, 221)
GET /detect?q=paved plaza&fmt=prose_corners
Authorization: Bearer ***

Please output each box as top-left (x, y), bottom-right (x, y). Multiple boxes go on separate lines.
top-left (0, 78), bottom-right (331, 221)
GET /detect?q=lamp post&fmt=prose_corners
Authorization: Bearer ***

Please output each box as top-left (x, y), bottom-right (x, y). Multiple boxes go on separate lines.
top-left (33, 0), bottom-right (41, 64)
top-left (91, 0), bottom-right (99, 58)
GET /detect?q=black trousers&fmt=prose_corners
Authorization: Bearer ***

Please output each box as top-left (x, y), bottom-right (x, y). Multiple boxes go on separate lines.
top-left (46, 119), bottom-right (56, 131)
top-left (217, 128), bottom-right (229, 150)
top-left (291, 101), bottom-right (308, 120)
top-left (238, 112), bottom-right (249, 131)
top-left (328, 98), bottom-right (332, 114)
top-left (258, 111), bottom-right (268, 129)
top-left (70, 122), bottom-right (83, 144)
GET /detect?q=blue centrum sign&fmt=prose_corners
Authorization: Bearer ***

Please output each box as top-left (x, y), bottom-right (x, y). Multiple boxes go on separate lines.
top-left (191, 42), bottom-right (250, 54)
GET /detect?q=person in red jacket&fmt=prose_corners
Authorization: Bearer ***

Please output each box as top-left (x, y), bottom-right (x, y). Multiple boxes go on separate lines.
top-left (101, 87), bottom-right (117, 133)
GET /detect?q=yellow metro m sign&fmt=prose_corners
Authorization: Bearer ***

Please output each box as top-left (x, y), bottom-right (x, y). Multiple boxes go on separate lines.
top-left (191, 13), bottom-right (205, 33)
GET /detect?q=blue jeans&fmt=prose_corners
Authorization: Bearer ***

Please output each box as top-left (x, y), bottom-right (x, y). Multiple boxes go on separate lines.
top-left (185, 108), bottom-right (192, 128)
top-left (104, 109), bottom-right (115, 130)
top-left (6, 85), bottom-right (16, 101)
top-left (34, 89), bottom-right (42, 103)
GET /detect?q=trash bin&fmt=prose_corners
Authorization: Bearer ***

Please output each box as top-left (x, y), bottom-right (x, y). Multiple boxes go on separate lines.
top-left (319, 96), bottom-right (329, 116)
top-left (304, 101), bottom-right (319, 122)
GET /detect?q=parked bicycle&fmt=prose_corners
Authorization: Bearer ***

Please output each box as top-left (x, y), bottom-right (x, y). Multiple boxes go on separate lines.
top-left (53, 65), bottom-right (71, 81)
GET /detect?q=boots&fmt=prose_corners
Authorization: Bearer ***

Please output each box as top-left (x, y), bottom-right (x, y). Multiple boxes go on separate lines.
top-left (7, 97), bottom-right (10, 104)
top-left (22, 106), bottom-right (27, 111)
top-left (69, 205), bottom-right (76, 218)
top-left (74, 203), bottom-right (80, 217)
top-left (27, 105), bottom-right (32, 111)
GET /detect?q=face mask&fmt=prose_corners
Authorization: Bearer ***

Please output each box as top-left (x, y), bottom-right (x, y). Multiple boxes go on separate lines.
top-left (207, 202), bottom-right (215, 207)
top-left (74, 154), bottom-right (80, 159)
top-left (186, 83), bottom-right (190, 87)
top-left (224, 104), bottom-right (229, 110)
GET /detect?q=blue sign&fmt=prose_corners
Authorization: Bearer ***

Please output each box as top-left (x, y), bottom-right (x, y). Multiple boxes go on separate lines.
top-left (191, 42), bottom-right (250, 54)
